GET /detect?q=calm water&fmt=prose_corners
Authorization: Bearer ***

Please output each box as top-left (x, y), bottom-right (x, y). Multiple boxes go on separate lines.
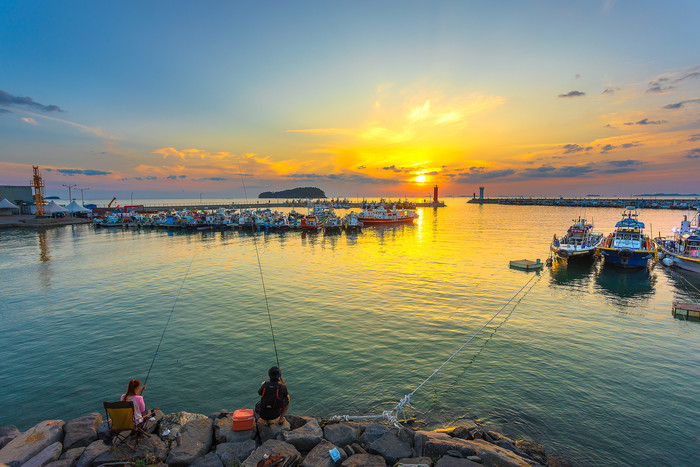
top-left (2, 201), bottom-right (699, 466)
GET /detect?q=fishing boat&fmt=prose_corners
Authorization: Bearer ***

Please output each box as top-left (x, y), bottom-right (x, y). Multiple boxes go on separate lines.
top-left (597, 207), bottom-right (657, 268)
top-left (655, 210), bottom-right (700, 273)
top-left (323, 211), bottom-right (342, 231)
top-left (550, 217), bottom-right (603, 261)
top-left (343, 212), bottom-right (363, 230)
top-left (357, 205), bottom-right (418, 225)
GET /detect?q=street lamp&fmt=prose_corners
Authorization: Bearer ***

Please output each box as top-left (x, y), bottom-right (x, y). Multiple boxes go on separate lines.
top-left (75, 187), bottom-right (90, 205)
top-left (62, 184), bottom-right (77, 201)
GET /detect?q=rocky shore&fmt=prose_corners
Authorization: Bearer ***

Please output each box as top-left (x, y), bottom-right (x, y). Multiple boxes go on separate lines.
top-left (0, 410), bottom-right (569, 467)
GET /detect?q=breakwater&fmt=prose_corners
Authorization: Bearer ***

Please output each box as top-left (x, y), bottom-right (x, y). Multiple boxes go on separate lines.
top-left (100, 200), bottom-right (444, 213)
top-left (468, 197), bottom-right (698, 209)
top-left (0, 410), bottom-right (562, 467)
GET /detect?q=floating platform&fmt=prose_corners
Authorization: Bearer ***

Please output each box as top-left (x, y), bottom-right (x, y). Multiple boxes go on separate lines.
top-left (509, 259), bottom-right (543, 271)
top-left (672, 302), bottom-right (700, 319)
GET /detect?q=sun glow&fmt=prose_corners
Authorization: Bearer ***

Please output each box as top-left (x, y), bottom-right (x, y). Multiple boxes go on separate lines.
top-left (414, 175), bottom-right (427, 183)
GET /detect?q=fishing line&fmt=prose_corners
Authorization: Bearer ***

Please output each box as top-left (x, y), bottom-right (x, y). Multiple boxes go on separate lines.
top-left (143, 251), bottom-right (198, 387)
top-left (238, 161), bottom-right (280, 368)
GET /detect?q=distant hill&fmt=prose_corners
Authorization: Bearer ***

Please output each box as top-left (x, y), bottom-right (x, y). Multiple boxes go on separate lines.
top-left (635, 193), bottom-right (700, 197)
top-left (258, 187), bottom-right (326, 199)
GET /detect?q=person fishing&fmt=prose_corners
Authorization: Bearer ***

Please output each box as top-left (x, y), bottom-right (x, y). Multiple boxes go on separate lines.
top-left (255, 366), bottom-right (290, 426)
top-left (121, 379), bottom-right (157, 426)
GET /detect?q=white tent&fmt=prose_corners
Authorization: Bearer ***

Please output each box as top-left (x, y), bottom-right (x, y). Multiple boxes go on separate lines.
top-left (0, 198), bottom-right (20, 216)
top-left (65, 200), bottom-right (92, 213)
top-left (43, 200), bottom-right (70, 214)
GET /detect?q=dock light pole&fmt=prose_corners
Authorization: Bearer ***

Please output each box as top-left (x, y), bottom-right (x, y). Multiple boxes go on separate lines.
top-left (62, 184), bottom-right (77, 201)
top-left (76, 187), bottom-right (90, 205)
top-left (200, 193), bottom-right (203, 203)
top-left (130, 192), bottom-right (134, 204)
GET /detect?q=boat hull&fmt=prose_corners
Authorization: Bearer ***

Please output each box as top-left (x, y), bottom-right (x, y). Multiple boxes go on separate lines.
top-left (357, 215), bottom-right (418, 225)
top-left (550, 245), bottom-right (598, 261)
top-left (599, 247), bottom-right (654, 268)
top-left (657, 244), bottom-right (700, 273)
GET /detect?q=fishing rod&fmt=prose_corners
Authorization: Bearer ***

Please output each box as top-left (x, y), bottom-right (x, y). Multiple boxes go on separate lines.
top-left (238, 161), bottom-right (281, 368)
top-left (143, 252), bottom-right (198, 388)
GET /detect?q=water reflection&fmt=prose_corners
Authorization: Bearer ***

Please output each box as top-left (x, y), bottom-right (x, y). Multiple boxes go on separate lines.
top-left (549, 258), bottom-right (595, 286)
top-left (595, 264), bottom-right (656, 304)
top-left (38, 230), bottom-right (51, 263)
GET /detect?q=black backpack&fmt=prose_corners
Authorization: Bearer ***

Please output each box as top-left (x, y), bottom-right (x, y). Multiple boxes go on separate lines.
top-left (260, 381), bottom-right (283, 411)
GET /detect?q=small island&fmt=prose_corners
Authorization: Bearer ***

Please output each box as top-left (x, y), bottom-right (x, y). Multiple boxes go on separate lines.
top-left (258, 187), bottom-right (326, 199)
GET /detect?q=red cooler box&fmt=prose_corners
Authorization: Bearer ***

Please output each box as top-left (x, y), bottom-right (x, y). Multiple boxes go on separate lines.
top-left (232, 408), bottom-right (255, 431)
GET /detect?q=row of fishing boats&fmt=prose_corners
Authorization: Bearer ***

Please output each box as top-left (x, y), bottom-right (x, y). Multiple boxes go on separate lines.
top-left (93, 205), bottom-right (419, 232)
top-left (550, 207), bottom-right (700, 272)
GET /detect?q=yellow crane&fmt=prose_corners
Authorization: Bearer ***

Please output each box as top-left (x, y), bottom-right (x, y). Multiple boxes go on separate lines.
top-left (108, 197), bottom-right (117, 208)
top-left (30, 166), bottom-right (46, 217)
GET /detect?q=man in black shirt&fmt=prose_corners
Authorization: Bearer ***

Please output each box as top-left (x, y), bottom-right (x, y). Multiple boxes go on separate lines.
top-left (255, 366), bottom-right (290, 425)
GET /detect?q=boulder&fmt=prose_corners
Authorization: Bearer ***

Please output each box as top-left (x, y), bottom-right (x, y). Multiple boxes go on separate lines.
top-left (451, 425), bottom-right (477, 441)
top-left (256, 419), bottom-right (290, 443)
top-left (323, 423), bottom-right (360, 447)
top-left (165, 417), bottom-right (214, 467)
top-left (22, 442), bottom-right (62, 467)
top-left (301, 439), bottom-right (347, 467)
top-left (159, 412), bottom-right (208, 441)
top-left (64, 414), bottom-right (102, 450)
top-left (434, 456), bottom-right (482, 467)
top-left (0, 427), bottom-right (20, 450)
top-left (415, 432), bottom-right (477, 459)
top-left (144, 410), bottom-right (164, 434)
top-left (95, 423), bottom-right (110, 443)
top-left (91, 434), bottom-right (167, 466)
top-left (75, 441), bottom-right (109, 467)
top-left (286, 415), bottom-right (316, 430)
top-left (358, 424), bottom-right (389, 446)
top-left (281, 418), bottom-right (323, 451)
top-left (190, 451), bottom-right (223, 467)
top-left (341, 453), bottom-right (386, 466)
top-left (215, 440), bottom-right (257, 465)
top-left (0, 420), bottom-right (65, 466)
top-left (58, 447), bottom-right (85, 467)
top-left (367, 432), bottom-right (412, 465)
top-left (241, 440), bottom-right (301, 467)
top-left (396, 457), bottom-right (432, 466)
top-left (465, 439), bottom-right (532, 467)
top-left (44, 461), bottom-right (73, 467)
top-left (514, 440), bottom-right (548, 465)
top-left (213, 414), bottom-right (256, 443)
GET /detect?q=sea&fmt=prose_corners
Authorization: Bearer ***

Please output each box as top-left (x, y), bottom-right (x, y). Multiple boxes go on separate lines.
top-left (1, 199), bottom-right (699, 466)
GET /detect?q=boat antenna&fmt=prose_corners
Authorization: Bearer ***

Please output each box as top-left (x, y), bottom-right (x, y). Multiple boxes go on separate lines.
top-left (144, 251), bottom-right (198, 388)
top-left (238, 161), bottom-right (280, 368)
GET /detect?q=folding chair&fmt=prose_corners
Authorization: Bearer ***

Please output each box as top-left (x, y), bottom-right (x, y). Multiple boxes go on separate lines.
top-left (103, 401), bottom-right (150, 450)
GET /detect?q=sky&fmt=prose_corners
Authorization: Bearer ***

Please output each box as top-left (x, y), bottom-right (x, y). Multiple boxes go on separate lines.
top-left (1, 0), bottom-right (699, 200)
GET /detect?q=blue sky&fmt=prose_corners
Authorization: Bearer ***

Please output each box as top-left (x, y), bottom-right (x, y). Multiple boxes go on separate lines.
top-left (1, 1), bottom-right (699, 199)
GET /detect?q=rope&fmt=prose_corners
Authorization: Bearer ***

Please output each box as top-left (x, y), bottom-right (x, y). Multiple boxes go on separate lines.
top-left (143, 252), bottom-right (198, 387)
top-left (238, 162), bottom-right (280, 368)
top-left (331, 271), bottom-right (544, 426)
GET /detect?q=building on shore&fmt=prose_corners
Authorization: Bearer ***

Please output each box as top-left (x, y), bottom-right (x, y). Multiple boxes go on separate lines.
top-left (0, 186), bottom-right (33, 204)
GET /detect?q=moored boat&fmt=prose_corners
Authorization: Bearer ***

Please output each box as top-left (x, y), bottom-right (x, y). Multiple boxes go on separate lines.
top-left (655, 210), bottom-right (700, 273)
top-left (597, 208), bottom-right (657, 268)
top-left (551, 217), bottom-right (603, 261)
top-left (357, 205), bottom-right (418, 225)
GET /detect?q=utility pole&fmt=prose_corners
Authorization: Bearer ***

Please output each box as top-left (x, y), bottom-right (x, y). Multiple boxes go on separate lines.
top-left (62, 184), bottom-right (77, 201)
top-left (75, 187), bottom-right (90, 205)
top-left (200, 192), bottom-right (203, 204)
top-left (130, 192), bottom-right (134, 204)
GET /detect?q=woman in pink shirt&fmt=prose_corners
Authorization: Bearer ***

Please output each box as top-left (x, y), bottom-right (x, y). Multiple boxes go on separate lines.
top-left (121, 379), bottom-right (156, 425)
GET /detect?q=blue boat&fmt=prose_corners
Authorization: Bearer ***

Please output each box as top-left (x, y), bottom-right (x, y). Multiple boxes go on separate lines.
top-left (598, 207), bottom-right (657, 268)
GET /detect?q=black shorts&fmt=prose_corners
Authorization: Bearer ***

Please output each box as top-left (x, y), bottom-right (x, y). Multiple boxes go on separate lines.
top-left (255, 397), bottom-right (289, 420)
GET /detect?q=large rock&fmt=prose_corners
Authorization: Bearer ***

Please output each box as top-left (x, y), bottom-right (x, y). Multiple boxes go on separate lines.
top-left (469, 439), bottom-right (532, 467)
top-left (358, 424), bottom-right (388, 447)
top-left (144, 409), bottom-right (164, 434)
top-left (241, 440), bottom-right (301, 467)
top-left (341, 453), bottom-right (386, 466)
top-left (190, 451), bottom-right (223, 467)
top-left (75, 441), bottom-right (109, 467)
top-left (514, 440), bottom-right (548, 465)
top-left (0, 420), bottom-right (65, 466)
top-left (215, 440), bottom-right (257, 465)
top-left (415, 431), bottom-right (477, 459)
top-left (213, 414), bottom-right (255, 443)
top-left (396, 457), bottom-right (432, 466)
top-left (434, 456), bottom-right (482, 467)
top-left (64, 414), bottom-right (102, 450)
top-left (58, 447), bottom-right (85, 467)
top-left (159, 412), bottom-right (208, 441)
top-left (166, 417), bottom-right (214, 467)
top-left (323, 423), bottom-right (360, 448)
top-left (0, 427), bottom-right (20, 450)
top-left (367, 432), bottom-right (412, 465)
top-left (281, 418), bottom-right (323, 451)
top-left (301, 439), bottom-right (347, 467)
top-left (256, 419), bottom-right (290, 443)
top-left (23, 442), bottom-right (62, 467)
top-left (91, 434), bottom-right (167, 466)
top-left (44, 461), bottom-right (73, 467)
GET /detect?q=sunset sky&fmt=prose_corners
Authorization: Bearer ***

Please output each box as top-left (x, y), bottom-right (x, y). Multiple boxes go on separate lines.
top-left (1, 1), bottom-right (699, 199)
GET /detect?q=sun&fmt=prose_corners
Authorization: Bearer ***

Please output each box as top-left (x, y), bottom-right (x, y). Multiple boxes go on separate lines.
top-left (414, 175), bottom-right (427, 184)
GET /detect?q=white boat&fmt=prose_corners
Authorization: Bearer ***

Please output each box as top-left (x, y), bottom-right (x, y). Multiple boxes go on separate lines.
top-left (343, 212), bottom-right (363, 230)
top-left (598, 208), bottom-right (657, 268)
top-left (550, 217), bottom-right (603, 261)
top-left (656, 210), bottom-right (700, 273)
top-left (357, 205), bottom-right (418, 225)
